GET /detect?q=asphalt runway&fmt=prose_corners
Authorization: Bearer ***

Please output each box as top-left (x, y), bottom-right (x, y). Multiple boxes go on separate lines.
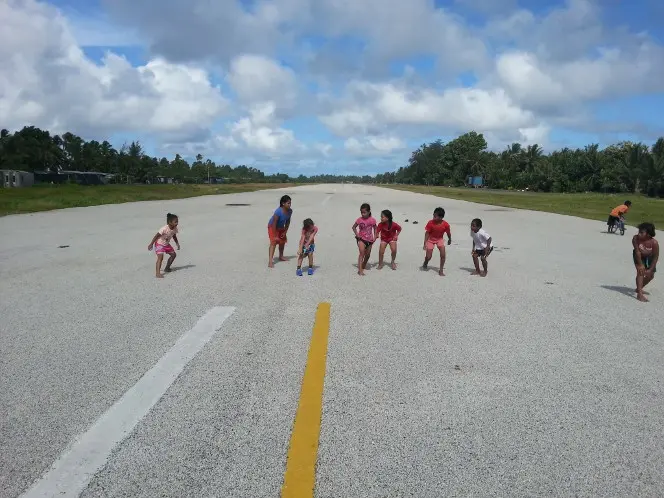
top-left (1, 184), bottom-right (663, 497)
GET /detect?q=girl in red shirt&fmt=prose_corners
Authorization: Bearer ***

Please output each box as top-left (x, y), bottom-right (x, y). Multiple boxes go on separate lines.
top-left (423, 207), bottom-right (452, 276)
top-left (376, 209), bottom-right (402, 270)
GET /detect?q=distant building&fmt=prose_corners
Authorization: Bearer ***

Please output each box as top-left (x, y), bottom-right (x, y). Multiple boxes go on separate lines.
top-left (34, 171), bottom-right (112, 185)
top-left (466, 176), bottom-right (484, 188)
top-left (1, 170), bottom-right (34, 188)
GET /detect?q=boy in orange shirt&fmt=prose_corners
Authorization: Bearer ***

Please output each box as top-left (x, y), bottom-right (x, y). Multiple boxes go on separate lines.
top-left (607, 200), bottom-right (631, 233)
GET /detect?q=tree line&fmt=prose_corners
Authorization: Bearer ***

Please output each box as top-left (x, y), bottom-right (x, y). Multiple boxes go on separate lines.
top-left (2, 126), bottom-right (664, 194)
top-left (375, 131), bottom-right (664, 196)
top-left (0, 126), bottom-right (288, 184)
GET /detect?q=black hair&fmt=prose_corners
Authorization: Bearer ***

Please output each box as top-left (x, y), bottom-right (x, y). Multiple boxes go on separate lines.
top-left (625, 200), bottom-right (632, 206)
top-left (433, 207), bottom-right (445, 218)
top-left (360, 203), bottom-right (371, 216)
top-left (303, 218), bottom-right (314, 229)
top-left (167, 212), bottom-right (178, 223)
top-left (471, 218), bottom-right (482, 228)
top-left (637, 222), bottom-right (655, 238)
top-left (381, 209), bottom-right (393, 230)
top-left (280, 195), bottom-right (292, 207)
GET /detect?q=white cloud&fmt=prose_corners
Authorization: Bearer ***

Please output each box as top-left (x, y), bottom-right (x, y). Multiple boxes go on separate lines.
top-left (496, 44), bottom-right (664, 110)
top-left (320, 81), bottom-right (539, 142)
top-left (227, 54), bottom-right (298, 114)
top-left (344, 136), bottom-right (406, 156)
top-left (2, 0), bottom-right (664, 172)
top-left (0, 0), bottom-right (228, 141)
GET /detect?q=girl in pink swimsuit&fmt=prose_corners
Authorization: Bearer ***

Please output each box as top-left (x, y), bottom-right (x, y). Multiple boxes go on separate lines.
top-left (148, 213), bottom-right (180, 278)
top-left (633, 222), bottom-right (658, 302)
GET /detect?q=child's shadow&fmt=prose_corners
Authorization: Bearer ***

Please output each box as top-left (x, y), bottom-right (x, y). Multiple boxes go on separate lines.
top-left (459, 267), bottom-right (476, 273)
top-left (170, 264), bottom-right (196, 271)
top-left (600, 285), bottom-right (648, 297)
top-left (352, 263), bottom-right (374, 270)
top-left (276, 256), bottom-right (296, 264)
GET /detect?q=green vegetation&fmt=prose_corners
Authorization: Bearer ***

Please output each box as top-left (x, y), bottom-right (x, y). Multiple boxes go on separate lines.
top-left (386, 185), bottom-right (664, 228)
top-left (376, 131), bottom-right (664, 197)
top-left (0, 183), bottom-right (291, 216)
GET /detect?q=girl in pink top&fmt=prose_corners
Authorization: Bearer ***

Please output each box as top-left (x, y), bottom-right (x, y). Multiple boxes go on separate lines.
top-left (351, 203), bottom-right (377, 276)
top-left (148, 213), bottom-right (180, 278)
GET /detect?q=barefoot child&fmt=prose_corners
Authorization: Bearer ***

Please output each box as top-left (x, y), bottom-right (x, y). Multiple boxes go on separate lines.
top-left (633, 222), bottom-right (658, 302)
top-left (423, 207), bottom-right (451, 276)
top-left (352, 203), bottom-right (377, 276)
top-left (376, 209), bottom-right (401, 270)
top-left (470, 218), bottom-right (493, 276)
top-left (148, 213), bottom-right (180, 278)
top-left (296, 218), bottom-right (318, 276)
top-left (268, 195), bottom-right (292, 268)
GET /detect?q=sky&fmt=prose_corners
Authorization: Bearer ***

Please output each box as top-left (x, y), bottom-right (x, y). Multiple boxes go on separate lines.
top-left (1, 0), bottom-right (663, 175)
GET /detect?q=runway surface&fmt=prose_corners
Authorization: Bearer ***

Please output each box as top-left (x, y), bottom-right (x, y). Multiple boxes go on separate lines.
top-left (1, 184), bottom-right (663, 497)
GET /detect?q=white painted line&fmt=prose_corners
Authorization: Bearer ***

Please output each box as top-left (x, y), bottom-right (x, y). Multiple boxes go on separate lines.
top-left (21, 306), bottom-right (236, 498)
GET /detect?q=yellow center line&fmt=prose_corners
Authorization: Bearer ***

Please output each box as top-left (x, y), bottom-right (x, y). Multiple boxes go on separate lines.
top-left (281, 302), bottom-right (331, 498)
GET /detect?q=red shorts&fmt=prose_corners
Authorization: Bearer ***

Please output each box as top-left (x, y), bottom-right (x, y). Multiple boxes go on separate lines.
top-left (268, 226), bottom-right (287, 244)
top-left (155, 243), bottom-right (175, 255)
top-left (380, 238), bottom-right (397, 244)
top-left (425, 238), bottom-right (445, 251)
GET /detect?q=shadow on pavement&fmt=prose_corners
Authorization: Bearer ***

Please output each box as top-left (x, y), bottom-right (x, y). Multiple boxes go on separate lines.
top-left (600, 285), bottom-right (646, 298)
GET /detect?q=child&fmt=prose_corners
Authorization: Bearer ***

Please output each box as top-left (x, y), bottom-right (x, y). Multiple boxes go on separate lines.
top-left (268, 195), bottom-right (292, 268)
top-left (296, 218), bottom-right (318, 276)
top-left (608, 200), bottom-right (632, 232)
top-left (148, 213), bottom-right (180, 278)
top-left (376, 209), bottom-right (401, 270)
top-left (422, 207), bottom-right (452, 276)
top-left (633, 222), bottom-right (658, 302)
top-left (470, 218), bottom-right (493, 277)
top-left (352, 203), bottom-right (377, 276)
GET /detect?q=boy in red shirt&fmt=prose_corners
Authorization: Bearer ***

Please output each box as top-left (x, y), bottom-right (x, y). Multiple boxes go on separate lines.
top-left (376, 209), bottom-right (402, 270)
top-left (423, 207), bottom-right (452, 276)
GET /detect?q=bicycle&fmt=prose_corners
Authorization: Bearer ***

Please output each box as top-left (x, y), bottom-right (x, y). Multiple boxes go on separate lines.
top-left (607, 216), bottom-right (625, 235)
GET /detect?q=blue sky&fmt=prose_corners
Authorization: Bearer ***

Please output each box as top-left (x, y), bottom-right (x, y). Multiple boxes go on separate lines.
top-left (3, 0), bottom-right (664, 175)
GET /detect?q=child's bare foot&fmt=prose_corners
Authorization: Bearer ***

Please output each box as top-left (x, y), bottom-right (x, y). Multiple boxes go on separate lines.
top-left (377, 264), bottom-right (384, 270)
top-left (156, 273), bottom-right (164, 279)
top-left (439, 269), bottom-right (445, 276)
top-left (480, 272), bottom-right (487, 277)
top-left (279, 256), bottom-right (287, 262)
top-left (637, 293), bottom-right (649, 302)
top-left (268, 262), bottom-right (274, 268)
top-left (358, 270), bottom-right (365, 276)
top-left (164, 267), bottom-right (173, 273)
top-left (471, 271), bottom-right (480, 275)
top-left (391, 262), bottom-right (397, 270)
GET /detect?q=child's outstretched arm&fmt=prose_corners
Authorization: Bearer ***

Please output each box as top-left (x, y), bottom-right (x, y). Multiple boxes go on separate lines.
top-left (650, 240), bottom-right (659, 273)
top-left (351, 222), bottom-right (358, 237)
top-left (446, 225), bottom-right (452, 245)
top-left (485, 236), bottom-right (492, 256)
top-left (148, 232), bottom-right (160, 250)
top-left (172, 234), bottom-right (180, 250)
top-left (297, 232), bottom-right (305, 255)
top-left (423, 231), bottom-right (429, 250)
top-left (633, 235), bottom-right (645, 275)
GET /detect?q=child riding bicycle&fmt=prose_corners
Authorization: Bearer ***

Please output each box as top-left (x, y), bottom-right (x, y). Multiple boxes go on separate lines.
top-left (608, 200), bottom-right (632, 234)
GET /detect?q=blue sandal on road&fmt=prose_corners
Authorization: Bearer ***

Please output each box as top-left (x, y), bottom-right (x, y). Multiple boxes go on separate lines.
top-left (308, 267), bottom-right (314, 275)
top-left (296, 268), bottom-right (303, 276)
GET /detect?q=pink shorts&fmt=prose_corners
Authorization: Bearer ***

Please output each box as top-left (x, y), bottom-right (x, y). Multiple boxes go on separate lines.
top-left (155, 243), bottom-right (175, 255)
top-left (425, 238), bottom-right (445, 251)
